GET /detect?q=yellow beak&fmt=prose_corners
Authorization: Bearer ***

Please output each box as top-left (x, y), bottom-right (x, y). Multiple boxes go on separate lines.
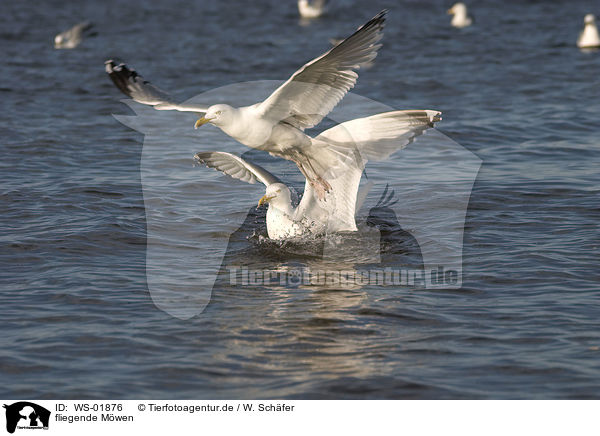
top-left (194, 116), bottom-right (211, 129)
top-left (447, 8), bottom-right (453, 14)
top-left (258, 195), bottom-right (274, 207)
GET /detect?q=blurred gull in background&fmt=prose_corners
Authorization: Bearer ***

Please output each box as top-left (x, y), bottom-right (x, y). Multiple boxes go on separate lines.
top-left (447, 3), bottom-right (472, 28)
top-left (54, 21), bottom-right (94, 49)
top-left (577, 14), bottom-right (600, 48)
top-left (298, 0), bottom-right (327, 19)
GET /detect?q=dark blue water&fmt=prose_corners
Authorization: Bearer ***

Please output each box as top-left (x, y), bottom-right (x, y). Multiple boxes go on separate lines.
top-left (1, 0), bottom-right (599, 399)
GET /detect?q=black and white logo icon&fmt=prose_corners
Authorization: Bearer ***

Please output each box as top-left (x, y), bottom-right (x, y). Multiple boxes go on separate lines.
top-left (3, 402), bottom-right (50, 434)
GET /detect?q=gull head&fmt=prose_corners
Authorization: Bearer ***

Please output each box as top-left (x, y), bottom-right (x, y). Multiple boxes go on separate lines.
top-left (447, 2), bottom-right (467, 15)
top-left (54, 34), bottom-right (64, 47)
top-left (258, 183), bottom-right (292, 208)
top-left (195, 104), bottom-right (234, 129)
top-left (584, 14), bottom-right (596, 25)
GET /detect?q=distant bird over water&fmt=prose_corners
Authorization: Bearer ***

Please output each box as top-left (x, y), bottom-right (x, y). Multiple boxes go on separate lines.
top-left (577, 14), bottom-right (600, 48)
top-left (298, 0), bottom-right (327, 18)
top-left (54, 21), bottom-right (94, 49)
top-left (447, 3), bottom-right (472, 28)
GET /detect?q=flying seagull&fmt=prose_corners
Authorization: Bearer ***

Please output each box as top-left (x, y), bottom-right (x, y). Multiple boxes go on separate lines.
top-left (106, 10), bottom-right (387, 199)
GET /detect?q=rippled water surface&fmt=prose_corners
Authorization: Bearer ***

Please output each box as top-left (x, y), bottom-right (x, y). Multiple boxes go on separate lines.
top-left (1, 0), bottom-right (599, 399)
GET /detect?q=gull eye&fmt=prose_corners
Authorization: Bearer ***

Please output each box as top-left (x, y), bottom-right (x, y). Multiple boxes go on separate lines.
top-left (216, 110), bottom-right (222, 115)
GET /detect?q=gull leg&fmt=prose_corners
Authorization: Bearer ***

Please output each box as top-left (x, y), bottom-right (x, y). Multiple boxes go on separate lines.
top-left (309, 178), bottom-right (328, 201)
top-left (291, 155), bottom-right (332, 201)
top-left (315, 175), bottom-right (332, 193)
top-left (302, 155), bottom-right (332, 196)
top-left (310, 175), bottom-right (332, 201)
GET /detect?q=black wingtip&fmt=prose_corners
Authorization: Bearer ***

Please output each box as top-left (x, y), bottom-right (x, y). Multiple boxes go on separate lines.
top-left (194, 152), bottom-right (217, 169)
top-left (369, 9), bottom-right (388, 27)
top-left (193, 152), bottom-right (207, 163)
top-left (354, 10), bottom-right (387, 34)
top-left (376, 9), bottom-right (388, 19)
top-left (331, 9), bottom-right (387, 58)
top-left (104, 59), bottom-right (137, 98)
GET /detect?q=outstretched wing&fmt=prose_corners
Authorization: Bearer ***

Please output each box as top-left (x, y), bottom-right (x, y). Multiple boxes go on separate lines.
top-left (255, 10), bottom-right (386, 130)
top-left (194, 152), bottom-right (279, 186)
top-left (105, 60), bottom-right (207, 113)
top-left (294, 109), bottom-right (442, 231)
top-left (316, 110), bottom-right (442, 162)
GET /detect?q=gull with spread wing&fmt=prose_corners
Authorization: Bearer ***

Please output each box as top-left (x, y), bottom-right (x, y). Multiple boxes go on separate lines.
top-left (106, 11), bottom-right (387, 199)
top-left (194, 110), bottom-right (441, 240)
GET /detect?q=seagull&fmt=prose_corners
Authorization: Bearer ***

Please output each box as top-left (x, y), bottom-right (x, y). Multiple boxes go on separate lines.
top-left (577, 14), bottom-right (600, 48)
top-left (106, 11), bottom-right (387, 200)
top-left (194, 109), bottom-right (441, 240)
top-left (447, 3), bottom-right (472, 28)
top-left (54, 21), bottom-right (94, 49)
top-left (298, 0), bottom-right (327, 19)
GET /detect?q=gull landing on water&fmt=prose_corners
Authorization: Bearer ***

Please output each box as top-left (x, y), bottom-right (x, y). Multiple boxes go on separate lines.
top-left (106, 11), bottom-right (388, 201)
top-left (447, 3), bottom-right (472, 28)
top-left (577, 14), bottom-right (600, 48)
top-left (194, 110), bottom-right (441, 240)
top-left (298, 0), bottom-right (327, 18)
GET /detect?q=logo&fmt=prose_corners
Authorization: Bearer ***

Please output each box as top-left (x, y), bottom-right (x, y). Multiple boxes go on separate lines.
top-left (3, 402), bottom-right (50, 434)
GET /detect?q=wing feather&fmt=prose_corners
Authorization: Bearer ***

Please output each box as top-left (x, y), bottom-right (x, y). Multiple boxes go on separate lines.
top-left (316, 110), bottom-right (442, 161)
top-left (256, 10), bottom-right (386, 130)
top-left (105, 60), bottom-right (207, 113)
top-left (194, 152), bottom-right (279, 187)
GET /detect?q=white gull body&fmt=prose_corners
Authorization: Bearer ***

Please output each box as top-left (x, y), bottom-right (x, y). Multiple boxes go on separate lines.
top-left (447, 3), bottom-right (472, 28)
top-left (578, 14), bottom-right (600, 48)
top-left (298, 0), bottom-right (326, 18)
